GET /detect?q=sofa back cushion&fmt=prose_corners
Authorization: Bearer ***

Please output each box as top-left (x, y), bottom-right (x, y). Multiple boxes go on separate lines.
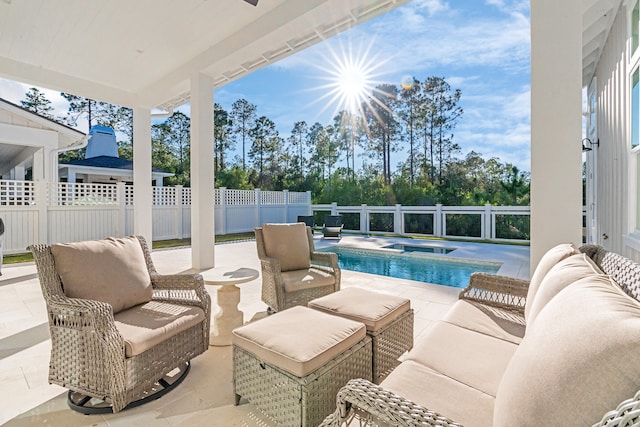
top-left (526, 253), bottom-right (602, 326)
top-left (261, 223), bottom-right (311, 272)
top-left (494, 275), bottom-right (640, 427)
top-left (51, 236), bottom-right (153, 314)
top-left (525, 243), bottom-right (579, 321)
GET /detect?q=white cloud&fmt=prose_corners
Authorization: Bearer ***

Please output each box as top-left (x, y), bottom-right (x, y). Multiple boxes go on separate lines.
top-left (0, 77), bottom-right (70, 119)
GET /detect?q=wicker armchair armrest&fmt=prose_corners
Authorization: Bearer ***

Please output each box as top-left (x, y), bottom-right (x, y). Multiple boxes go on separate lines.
top-left (47, 294), bottom-right (119, 328)
top-left (458, 272), bottom-right (529, 315)
top-left (320, 378), bottom-right (463, 427)
top-left (151, 273), bottom-right (211, 312)
top-left (258, 255), bottom-right (282, 278)
top-left (311, 251), bottom-right (339, 269)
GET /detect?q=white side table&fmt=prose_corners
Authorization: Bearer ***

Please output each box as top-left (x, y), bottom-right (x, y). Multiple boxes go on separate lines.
top-left (200, 266), bottom-right (259, 346)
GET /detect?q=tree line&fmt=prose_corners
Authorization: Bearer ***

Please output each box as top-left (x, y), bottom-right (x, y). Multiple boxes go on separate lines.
top-left (18, 79), bottom-right (530, 207)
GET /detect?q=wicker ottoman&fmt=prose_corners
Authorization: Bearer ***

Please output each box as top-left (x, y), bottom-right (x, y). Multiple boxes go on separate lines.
top-left (309, 287), bottom-right (413, 383)
top-left (232, 306), bottom-right (372, 427)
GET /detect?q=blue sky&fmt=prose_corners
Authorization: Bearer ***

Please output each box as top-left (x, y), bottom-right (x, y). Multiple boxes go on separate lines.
top-left (211, 0), bottom-right (531, 172)
top-left (0, 0), bottom-right (531, 172)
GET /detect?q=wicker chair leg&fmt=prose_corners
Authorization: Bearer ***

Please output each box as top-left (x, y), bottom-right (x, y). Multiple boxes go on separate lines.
top-left (67, 361), bottom-right (191, 415)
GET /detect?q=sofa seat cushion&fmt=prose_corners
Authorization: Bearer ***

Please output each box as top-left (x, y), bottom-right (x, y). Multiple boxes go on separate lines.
top-left (406, 321), bottom-right (518, 398)
top-left (262, 223), bottom-right (311, 272)
top-left (442, 300), bottom-right (525, 344)
top-left (114, 301), bottom-right (205, 357)
top-left (51, 236), bottom-right (153, 314)
top-left (525, 252), bottom-right (602, 326)
top-left (232, 306), bottom-right (366, 377)
top-left (494, 275), bottom-right (640, 427)
top-left (381, 360), bottom-right (495, 427)
top-left (281, 267), bottom-right (335, 292)
top-left (525, 243), bottom-right (579, 321)
top-left (308, 287), bottom-right (410, 332)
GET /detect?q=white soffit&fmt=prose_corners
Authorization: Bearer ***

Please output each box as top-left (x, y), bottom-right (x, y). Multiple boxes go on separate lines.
top-left (582, 0), bottom-right (622, 86)
top-left (0, 0), bottom-right (408, 110)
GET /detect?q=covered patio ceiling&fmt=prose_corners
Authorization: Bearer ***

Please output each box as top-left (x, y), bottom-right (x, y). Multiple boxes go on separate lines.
top-left (0, 0), bottom-right (409, 111)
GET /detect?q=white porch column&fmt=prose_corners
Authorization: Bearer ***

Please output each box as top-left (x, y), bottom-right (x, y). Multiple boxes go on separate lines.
top-left (190, 73), bottom-right (215, 269)
top-left (133, 107), bottom-right (153, 245)
top-left (32, 148), bottom-right (45, 181)
top-left (530, 0), bottom-right (583, 273)
top-left (10, 165), bottom-right (25, 180)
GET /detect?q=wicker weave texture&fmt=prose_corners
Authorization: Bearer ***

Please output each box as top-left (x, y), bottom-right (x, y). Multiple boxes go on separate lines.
top-left (29, 235), bottom-right (211, 412)
top-left (319, 378), bottom-right (463, 427)
top-left (458, 272), bottom-right (528, 315)
top-left (255, 226), bottom-right (341, 312)
top-left (234, 336), bottom-right (372, 427)
top-left (370, 309), bottom-right (414, 384)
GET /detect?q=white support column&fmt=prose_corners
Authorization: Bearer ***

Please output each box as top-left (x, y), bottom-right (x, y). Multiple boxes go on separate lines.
top-left (190, 73), bottom-right (215, 270)
top-left (530, 0), bottom-right (583, 273)
top-left (133, 107), bottom-right (153, 245)
top-left (32, 148), bottom-right (45, 181)
top-left (11, 165), bottom-right (25, 180)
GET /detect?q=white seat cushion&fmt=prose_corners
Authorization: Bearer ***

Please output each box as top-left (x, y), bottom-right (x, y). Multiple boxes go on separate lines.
top-left (309, 287), bottom-right (410, 332)
top-left (232, 306), bottom-right (366, 377)
top-left (114, 301), bottom-right (205, 357)
top-left (281, 267), bottom-right (335, 292)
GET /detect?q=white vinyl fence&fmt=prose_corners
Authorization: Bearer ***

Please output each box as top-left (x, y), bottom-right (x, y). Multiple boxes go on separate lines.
top-left (0, 180), bottom-right (311, 254)
top-left (312, 203), bottom-right (538, 242)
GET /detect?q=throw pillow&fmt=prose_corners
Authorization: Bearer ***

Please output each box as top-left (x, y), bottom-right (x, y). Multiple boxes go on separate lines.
top-left (525, 243), bottom-right (579, 321)
top-left (494, 275), bottom-right (640, 426)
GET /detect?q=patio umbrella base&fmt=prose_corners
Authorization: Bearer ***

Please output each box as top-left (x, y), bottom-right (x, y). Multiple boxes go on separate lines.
top-left (67, 361), bottom-right (191, 414)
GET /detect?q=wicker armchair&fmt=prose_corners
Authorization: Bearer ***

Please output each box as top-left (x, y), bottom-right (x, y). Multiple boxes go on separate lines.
top-left (255, 223), bottom-right (340, 312)
top-left (29, 235), bottom-right (211, 414)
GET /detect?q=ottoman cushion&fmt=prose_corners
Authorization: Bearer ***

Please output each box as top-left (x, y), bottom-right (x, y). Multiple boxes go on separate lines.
top-left (309, 287), bottom-right (410, 332)
top-left (232, 306), bottom-right (366, 377)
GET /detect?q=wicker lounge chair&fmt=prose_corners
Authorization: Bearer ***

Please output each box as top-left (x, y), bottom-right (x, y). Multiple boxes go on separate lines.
top-left (323, 215), bottom-right (343, 238)
top-left (29, 235), bottom-right (211, 414)
top-left (255, 222), bottom-right (340, 312)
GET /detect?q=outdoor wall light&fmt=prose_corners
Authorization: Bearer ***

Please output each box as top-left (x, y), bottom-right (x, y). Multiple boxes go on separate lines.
top-left (582, 137), bottom-right (599, 152)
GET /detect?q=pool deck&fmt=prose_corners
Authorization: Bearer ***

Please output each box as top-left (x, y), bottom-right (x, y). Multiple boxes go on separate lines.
top-left (0, 235), bottom-right (529, 426)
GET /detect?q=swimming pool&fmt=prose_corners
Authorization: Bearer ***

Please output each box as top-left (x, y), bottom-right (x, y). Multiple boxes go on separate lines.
top-left (319, 246), bottom-right (501, 288)
top-left (382, 243), bottom-right (455, 255)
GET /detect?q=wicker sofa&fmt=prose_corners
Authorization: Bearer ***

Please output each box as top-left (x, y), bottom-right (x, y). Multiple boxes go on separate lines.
top-left (29, 235), bottom-right (211, 413)
top-left (322, 244), bottom-right (640, 427)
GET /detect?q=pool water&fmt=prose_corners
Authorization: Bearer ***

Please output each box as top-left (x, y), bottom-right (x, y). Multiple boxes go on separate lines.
top-left (383, 243), bottom-right (454, 254)
top-left (319, 247), bottom-right (500, 288)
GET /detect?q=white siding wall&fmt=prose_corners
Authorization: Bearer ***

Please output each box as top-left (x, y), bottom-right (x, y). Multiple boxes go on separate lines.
top-left (593, 4), bottom-right (640, 259)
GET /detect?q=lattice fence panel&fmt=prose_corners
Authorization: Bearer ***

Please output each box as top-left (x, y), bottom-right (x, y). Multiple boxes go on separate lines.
top-left (0, 180), bottom-right (35, 205)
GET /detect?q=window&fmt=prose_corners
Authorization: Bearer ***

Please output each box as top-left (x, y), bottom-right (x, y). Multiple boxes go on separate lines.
top-left (633, 67), bottom-right (640, 148)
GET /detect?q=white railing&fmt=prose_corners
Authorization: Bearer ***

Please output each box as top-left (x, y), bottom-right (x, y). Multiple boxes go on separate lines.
top-left (0, 180), bottom-right (311, 254)
top-left (312, 203), bottom-right (539, 242)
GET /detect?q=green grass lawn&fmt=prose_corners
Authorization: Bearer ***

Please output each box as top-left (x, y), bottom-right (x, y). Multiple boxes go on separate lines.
top-left (2, 232), bottom-right (256, 265)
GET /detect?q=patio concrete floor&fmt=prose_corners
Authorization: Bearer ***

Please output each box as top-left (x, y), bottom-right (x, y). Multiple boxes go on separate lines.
top-left (0, 235), bottom-right (529, 426)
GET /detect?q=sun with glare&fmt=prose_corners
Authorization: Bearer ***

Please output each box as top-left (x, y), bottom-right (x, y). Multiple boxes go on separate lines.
top-left (334, 62), bottom-right (372, 113)
top-left (310, 40), bottom-right (388, 117)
